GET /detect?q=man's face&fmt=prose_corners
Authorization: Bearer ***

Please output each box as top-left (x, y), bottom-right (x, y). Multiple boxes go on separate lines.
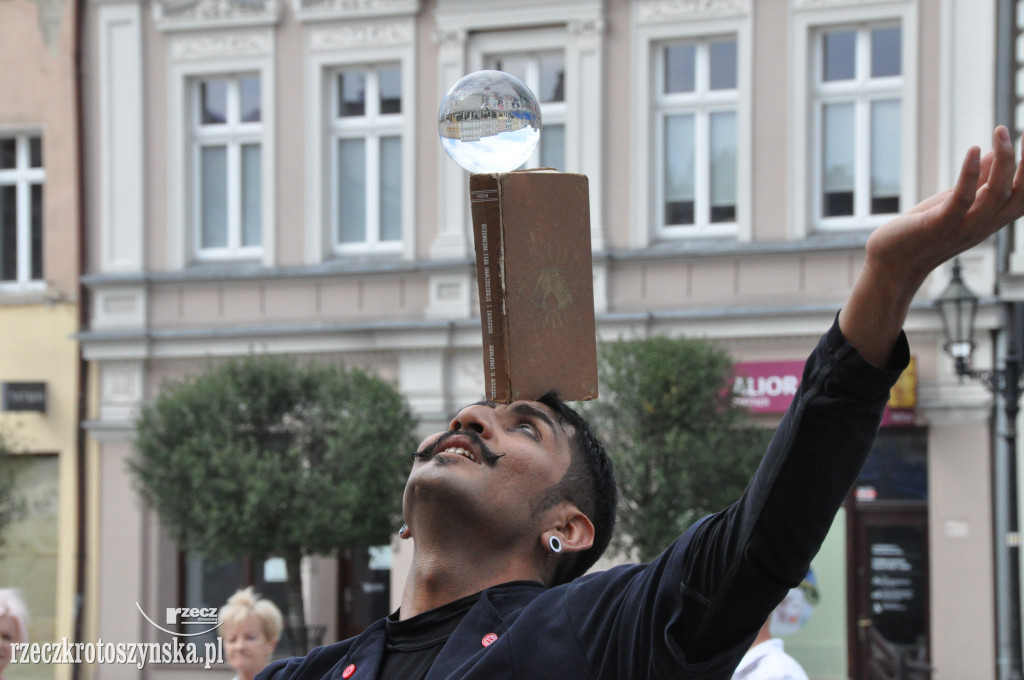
top-left (404, 400), bottom-right (576, 539)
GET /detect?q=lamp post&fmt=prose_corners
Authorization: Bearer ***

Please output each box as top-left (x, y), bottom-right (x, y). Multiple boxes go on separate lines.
top-left (936, 258), bottom-right (1024, 680)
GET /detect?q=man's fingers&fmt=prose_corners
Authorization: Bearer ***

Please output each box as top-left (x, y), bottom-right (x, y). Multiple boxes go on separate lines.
top-left (947, 145), bottom-right (982, 219)
top-left (968, 130), bottom-right (1024, 228)
top-left (978, 149), bottom-right (995, 189)
top-left (1000, 138), bottom-right (1024, 218)
top-left (984, 126), bottom-right (1016, 201)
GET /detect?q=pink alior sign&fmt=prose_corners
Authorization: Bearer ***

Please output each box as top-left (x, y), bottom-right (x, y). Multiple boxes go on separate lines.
top-left (731, 361), bottom-right (805, 414)
top-left (732, 359), bottom-right (918, 426)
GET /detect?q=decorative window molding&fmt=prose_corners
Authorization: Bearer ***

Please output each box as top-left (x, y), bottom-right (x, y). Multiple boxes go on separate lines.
top-left (169, 31), bottom-right (274, 60)
top-left (431, 27), bottom-right (467, 49)
top-left (308, 21), bottom-right (413, 50)
top-left (794, 0), bottom-right (906, 9)
top-left (631, 5), bottom-right (752, 247)
top-left (435, 0), bottom-right (601, 32)
top-left (303, 17), bottom-right (417, 264)
top-left (292, 0), bottom-right (419, 23)
top-left (165, 30), bottom-right (277, 269)
top-left (153, 0), bottom-right (283, 32)
top-left (430, 4), bottom-right (606, 258)
top-left (789, 1), bottom-right (917, 238)
top-left (475, 37), bottom-right (568, 172)
top-left (567, 17), bottom-right (606, 41)
top-left (635, 0), bottom-right (751, 24)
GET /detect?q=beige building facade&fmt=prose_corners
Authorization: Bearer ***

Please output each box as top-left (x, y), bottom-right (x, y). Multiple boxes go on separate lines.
top-left (77, 0), bottom-right (1012, 679)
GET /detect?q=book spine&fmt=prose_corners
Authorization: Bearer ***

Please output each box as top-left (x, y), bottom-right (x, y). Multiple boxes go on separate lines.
top-left (469, 174), bottom-right (510, 402)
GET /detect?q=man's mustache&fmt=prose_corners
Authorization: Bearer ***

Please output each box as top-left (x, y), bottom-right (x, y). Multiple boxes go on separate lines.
top-left (411, 430), bottom-right (506, 466)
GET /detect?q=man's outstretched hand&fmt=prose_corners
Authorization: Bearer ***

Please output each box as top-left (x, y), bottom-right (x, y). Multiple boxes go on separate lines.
top-left (839, 126), bottom-right (1024, 368)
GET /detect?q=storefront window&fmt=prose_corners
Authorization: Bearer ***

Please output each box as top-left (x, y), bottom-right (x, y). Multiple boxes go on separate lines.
top-left (855, 427), bottom-right (927, 501)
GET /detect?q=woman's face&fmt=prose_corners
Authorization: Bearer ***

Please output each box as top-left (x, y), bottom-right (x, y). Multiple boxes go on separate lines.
top-left (0, 615), bottom-right (20, 673)
top-left (223, 615), bottom-right (276, 679)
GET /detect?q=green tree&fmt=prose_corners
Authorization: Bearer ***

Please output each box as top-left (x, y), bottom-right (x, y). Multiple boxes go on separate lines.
top-left (0, 429), bottom-right (26, 546)
top-left (585, 335), bottom-right (771, 562)
top-left (129, 355), bottom-right (417, 651)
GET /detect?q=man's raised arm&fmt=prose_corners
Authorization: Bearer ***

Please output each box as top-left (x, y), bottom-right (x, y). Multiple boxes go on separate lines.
top-left (840, 126), bottom-right (1024, 367)
top-left (663, 127), bottom-right (1024, 670)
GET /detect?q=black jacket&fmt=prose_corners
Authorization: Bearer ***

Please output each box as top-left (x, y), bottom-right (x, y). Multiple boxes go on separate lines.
top-left (262, 317), bottom-right (908, 680)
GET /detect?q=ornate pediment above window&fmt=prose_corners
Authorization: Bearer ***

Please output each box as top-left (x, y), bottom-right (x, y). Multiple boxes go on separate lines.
top-left (153, 0), bottom-right (282, 32)
top-left (635, 0), bottom-right (751, 24)
top-left (168, 29), bottom-right (273, 60)
top-left (567, 17), bottom-right (606, 41)
top-left (435, 0), bottom-right (601, 31)
top-left (430, 27), bottom-right (466, 49)
top-left (793, 0), bottom-right (906, 9)
top-left (308, 20), bottom-right (413, 50)
top-left (292, 0), bottom-right (419, 23)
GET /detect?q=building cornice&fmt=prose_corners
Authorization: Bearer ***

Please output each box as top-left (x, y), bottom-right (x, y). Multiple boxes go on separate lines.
top-left (153, 0), bottom-right (283, 32)
top-left (635, 0), bottom-right (751, 24)
top-left (793, 0), bottom-right (910, 10)
top-left (291, 0), bottom-right (418, 23)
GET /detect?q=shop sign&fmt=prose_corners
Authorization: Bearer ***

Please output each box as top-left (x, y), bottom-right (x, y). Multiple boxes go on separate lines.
top-left (733, 357), bottom-right (917, 424)
top-left (731, 361), bottom-right (804, 413)
top-left (1, 382), bottom-right (47, 413)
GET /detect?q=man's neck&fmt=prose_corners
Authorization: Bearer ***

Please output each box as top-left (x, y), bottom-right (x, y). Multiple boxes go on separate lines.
top-left (399, 542), bottom-right (544, 619)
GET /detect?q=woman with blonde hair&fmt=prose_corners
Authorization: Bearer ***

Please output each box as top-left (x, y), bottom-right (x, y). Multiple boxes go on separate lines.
top-left (0, 589), bottom-right (28, 680)
top-left (219, 588), bottom-right (283, 680)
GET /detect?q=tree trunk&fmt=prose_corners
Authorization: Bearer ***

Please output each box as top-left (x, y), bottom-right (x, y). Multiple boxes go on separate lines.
top-left (284, 550), bottom-right (308, 654)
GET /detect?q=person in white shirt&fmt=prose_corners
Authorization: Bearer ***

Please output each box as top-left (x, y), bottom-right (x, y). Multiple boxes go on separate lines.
top-left (731, 617), bottom-right (809, 680)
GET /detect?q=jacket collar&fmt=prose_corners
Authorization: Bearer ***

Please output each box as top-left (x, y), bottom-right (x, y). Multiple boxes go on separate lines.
top-left (331, 581), bottom-right (546, 680)
top-left (427, 581), bottom-right (544, 679)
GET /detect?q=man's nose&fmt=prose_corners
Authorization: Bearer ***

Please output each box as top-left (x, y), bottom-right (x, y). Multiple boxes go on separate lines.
top-left (449, 404), bottom-right (494, 437)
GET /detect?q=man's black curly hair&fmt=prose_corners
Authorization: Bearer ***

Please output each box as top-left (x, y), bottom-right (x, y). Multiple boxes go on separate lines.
top-left (534, 391), bottom-right (617, 585)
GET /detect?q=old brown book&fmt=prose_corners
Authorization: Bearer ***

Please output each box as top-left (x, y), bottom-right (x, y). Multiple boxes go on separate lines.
top-left (469, 170), bottom-right (598, 403)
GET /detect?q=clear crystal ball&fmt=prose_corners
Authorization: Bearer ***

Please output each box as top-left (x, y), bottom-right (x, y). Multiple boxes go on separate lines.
top-left (438, 70), bottom-right (541, 174)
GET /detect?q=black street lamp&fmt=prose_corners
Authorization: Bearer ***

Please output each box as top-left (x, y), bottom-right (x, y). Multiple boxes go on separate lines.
top-left (936, 258), bottom-right (1024, 680)
top-left (937, 259), bottom-right (981, 380)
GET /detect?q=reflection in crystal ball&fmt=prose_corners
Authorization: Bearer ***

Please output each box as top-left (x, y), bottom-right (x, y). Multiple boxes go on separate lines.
top-left (438, 70), bottom-right (541, 174)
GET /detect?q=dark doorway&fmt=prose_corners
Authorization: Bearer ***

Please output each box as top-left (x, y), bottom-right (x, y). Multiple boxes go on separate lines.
top-left (847, 502), bottom-right (930, 680)
top-left (847, 427), bottom-right (931, 680)
top-left (337, 546), bottom-right (392, 639)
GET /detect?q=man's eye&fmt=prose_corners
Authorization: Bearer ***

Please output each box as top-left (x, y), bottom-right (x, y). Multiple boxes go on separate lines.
top-left (515, 422), bottom-right (539, 438)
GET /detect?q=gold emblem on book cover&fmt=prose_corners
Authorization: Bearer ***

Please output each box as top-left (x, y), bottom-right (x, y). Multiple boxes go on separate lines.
top-left (524, 266), bottom-right (576, 329)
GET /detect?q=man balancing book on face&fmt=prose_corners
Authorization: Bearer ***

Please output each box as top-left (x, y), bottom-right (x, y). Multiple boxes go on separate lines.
top-left (260, 127), bottom-right (1024, 680)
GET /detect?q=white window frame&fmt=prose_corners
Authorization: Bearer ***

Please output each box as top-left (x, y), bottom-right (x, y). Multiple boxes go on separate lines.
top-left (166, 35), bottom-right (276, 270)
top-left (790, 2), bottom-right (917, 238)
top-left (0, 132), bottom-right (45, 290)
top-left (813, 23), bottom-right (904, 229)
top-left (431, 4), bottom-right (604, 260)
top-left (329, 64), bottom-right (405, 256)
top-left (468, 29), bottom-right (570, 170)
top-left (303, 20), bottom-right (416, 264)
top-left (190, 74), bottom-right (265, 261)
top-left (477, 47), bottom-right (567, 171)
top-left (653, 36), bottom-right (740, 239)
top-left (632, 12), bottom-right (752, 247)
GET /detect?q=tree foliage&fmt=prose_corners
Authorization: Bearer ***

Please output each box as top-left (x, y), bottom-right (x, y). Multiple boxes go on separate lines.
top-left (0, 430), bottom-right (26, 547)
top-left (584, 335), bottom-right (771, 562)
top-left (129, 354), bottom-right (418, 648)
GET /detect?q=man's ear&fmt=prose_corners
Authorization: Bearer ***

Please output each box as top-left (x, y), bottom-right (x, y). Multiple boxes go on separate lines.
top-left (545, 502), bottom-right (595, 554)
